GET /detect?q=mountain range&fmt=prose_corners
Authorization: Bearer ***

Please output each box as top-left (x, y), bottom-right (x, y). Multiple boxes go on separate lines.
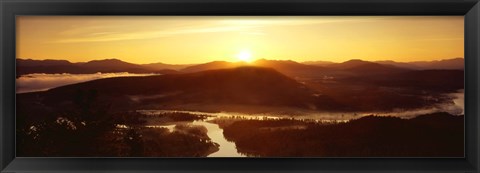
top-left (375, 57), bottom-right (464, 70)
top-left (17, 67), bottom-right (347, 115)
top-left (304, 58), bottom-right (464, 70)
top-left (17, 58), bottom-right (464, 77)
top-left (17, 59), bottom-right (464, 116)
top-left (16, 59), bottom-right (181, 76)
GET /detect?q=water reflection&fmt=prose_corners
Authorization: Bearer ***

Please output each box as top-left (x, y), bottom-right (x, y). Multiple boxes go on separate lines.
top-left (129, 111), bottom-right (246, 157)
top-left (17, 77), bottom-right (464, 157)
top-left (192, 121), bottom-right (245, 157)
top-left (450, 89), bottom-right (464, 114)
top-left (133, 101), bottom-right (465, 157)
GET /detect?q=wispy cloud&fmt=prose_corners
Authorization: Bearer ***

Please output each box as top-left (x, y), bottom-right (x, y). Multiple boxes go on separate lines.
top-left (51, 17), bottom-right (388, 43)
top-left (53, 24), bottom-right (260, 43)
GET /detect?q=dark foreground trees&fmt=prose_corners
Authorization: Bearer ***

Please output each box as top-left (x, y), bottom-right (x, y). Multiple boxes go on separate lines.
top-left (16, 89), bottom-right (219, 157)
top-left (221, 112), bottom-right (464, 157)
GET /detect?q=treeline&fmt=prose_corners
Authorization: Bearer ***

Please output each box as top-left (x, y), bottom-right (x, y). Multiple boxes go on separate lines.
top-left (221, 112), bottom-right (464, 157)
top-left (16, 89), bottom-right (218, 157)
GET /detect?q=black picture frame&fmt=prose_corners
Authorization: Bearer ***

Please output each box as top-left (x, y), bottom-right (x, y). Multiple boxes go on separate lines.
top-left (1, 0), bottom-right (479, 172)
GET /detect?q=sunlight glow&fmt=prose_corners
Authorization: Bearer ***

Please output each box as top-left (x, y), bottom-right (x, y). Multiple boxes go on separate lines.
top-left (17, 16), bottom-right (464, 64)
top-left (236, 50), bottom-right (253, 63)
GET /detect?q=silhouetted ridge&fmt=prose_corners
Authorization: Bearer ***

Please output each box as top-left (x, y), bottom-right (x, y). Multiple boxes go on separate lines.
top-left (17, 59), bottom-right (72, 66)
top-left (82, 58), bottom-right (130, 66)
top-left (142, 62), bottom-right (193, 71)
top-left (16, 58), bottom-right (181, 75)
top-left (254, 59), bottom-right (321, 71)
top-left (17, 57), bottom-right (463, 76)
top-left (409, 57), bottom-right (463, 70)
top-left (331, 59), bottom-right (370, 69)
top-left (80, 59), bottom-right (149, 72)
top-left (180, 61), bottom-right (247, 73)
top-left (326, 59), bottom-right (409, 75)
top-left (22, 67), bottom-right (343, 111)
top-left (375, 58), bottom-right (464, 70)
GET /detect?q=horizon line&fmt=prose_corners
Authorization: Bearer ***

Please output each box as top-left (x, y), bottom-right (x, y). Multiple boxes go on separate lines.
top-left (16, 57), bottom-right (465, 65)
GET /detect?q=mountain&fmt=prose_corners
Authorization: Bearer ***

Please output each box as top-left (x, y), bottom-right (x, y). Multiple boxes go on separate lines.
top-left (326, 59), bottom-right (410, 75)
top-left (374, 60), bottom-right (420, 69)
top-left (409, 58), bottom-right (464, 70)
top-left (81, 59), bottom-right (137, 69)
top-left (302, 60), bottom-right (335, 66)
top-left (16, 58), bottom-right (181, 75)
top-left (17, 58), bottom-right (462, 79)
top-left (19, 67), bottom-right (345, 112)
top-left (142, 62), bottom-right (194, 71)
top-left (254, 59), bottom-right (321, 72)
top-left (17, 59), bottom-right (72, 66)
top-left (182, 59), bottom-right (322, 74)
top-left (179, 59), bottom-right (328, 79)
top-left (180, 61), bottom-right (247, 73)
top-left (253, 59), bottom-right (328, 78)
top-left (17, 59), bottom-right (87, 75)
top-left (376, 58), bottom-right (464, 70)
top-left (327, 59), bottom-right (371, 69)
top-left (308, 58), bottom-right (464, 71)
top-left (80, 59), bottom-right (151, 73)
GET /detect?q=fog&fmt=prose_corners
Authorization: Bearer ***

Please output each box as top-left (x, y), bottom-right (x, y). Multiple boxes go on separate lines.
top-left (16, 73), bottom-right (158, 93)
top-left (138, 89), bottom-right (465, 123)
top-left (17, 73), bottom-right (464, 119)
top-left (449, 89), bottom-right (464, 114)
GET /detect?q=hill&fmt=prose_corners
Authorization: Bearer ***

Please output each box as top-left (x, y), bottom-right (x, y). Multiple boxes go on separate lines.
top-left (18, 67), bottom-right (345, 113)
top-left (409, 58), bottom-right (464, 70)
top-left (253, 59), bottom-right (327, 77)
top-left (180, 61), bottom-right (247, 73)
top-left (374, 60), bottom-right (420, 69)
top-left (17, 59), bottom-right (87, 75)
top-left (181, 59), bottom-right (409, 79)
top-left (80, 59), bottom-right (151, 73)
top-left (179, 59), bottom-right (329, 79)
top-left (326, 59), bottom-right (409, 74)
top-left (17, 58), bottom-right (464, 76)
top-left (16, 58), bottom-right (180, 75)
top-left (17, 59), bottom-right (72, 66)
top-left (376, 58), bottom-right (464, 70)
top-left (302, 60), bottom-right (335, 66)
top-left (142, 62), bottom-right (194, 71)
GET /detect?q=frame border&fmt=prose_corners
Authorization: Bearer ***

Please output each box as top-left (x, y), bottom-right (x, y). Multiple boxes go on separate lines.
top-left (1, 0), bottom-right (479, 172)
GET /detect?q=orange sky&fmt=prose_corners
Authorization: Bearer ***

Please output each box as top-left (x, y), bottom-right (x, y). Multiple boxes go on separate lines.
top-left (16, 16), bottom-right (464, 64)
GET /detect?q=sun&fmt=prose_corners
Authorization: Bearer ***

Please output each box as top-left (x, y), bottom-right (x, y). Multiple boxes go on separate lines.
top-left (236, 50), bottom-right (253, 63)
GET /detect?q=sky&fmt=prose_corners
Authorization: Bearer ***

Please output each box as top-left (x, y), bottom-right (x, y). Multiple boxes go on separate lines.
top-left (16, 16), bottom-right (464, 64)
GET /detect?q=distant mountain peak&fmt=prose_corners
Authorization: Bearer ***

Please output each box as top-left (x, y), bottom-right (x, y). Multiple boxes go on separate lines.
top-left (302, 60), bottom-right (335, 66)
top-left (255, 59), bottom-right (297, 63)
top-left (422, 57), bottom-right (463, 62)
top-left (83, 59), bottom-right (137, 66)
top-left (328, 59), bottom-right (374, 69)
top-left (86, 58), bottom-right (126, 63)
top-left (343, 59), bottom-right (368, 63)
top-left (17, 58), bottom-right (73, 67)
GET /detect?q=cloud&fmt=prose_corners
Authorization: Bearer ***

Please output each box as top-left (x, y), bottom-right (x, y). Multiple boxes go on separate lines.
top-left (53, 25), bottom-right (260, 43)
top-left (51, 17), bottom-right (388, 43)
